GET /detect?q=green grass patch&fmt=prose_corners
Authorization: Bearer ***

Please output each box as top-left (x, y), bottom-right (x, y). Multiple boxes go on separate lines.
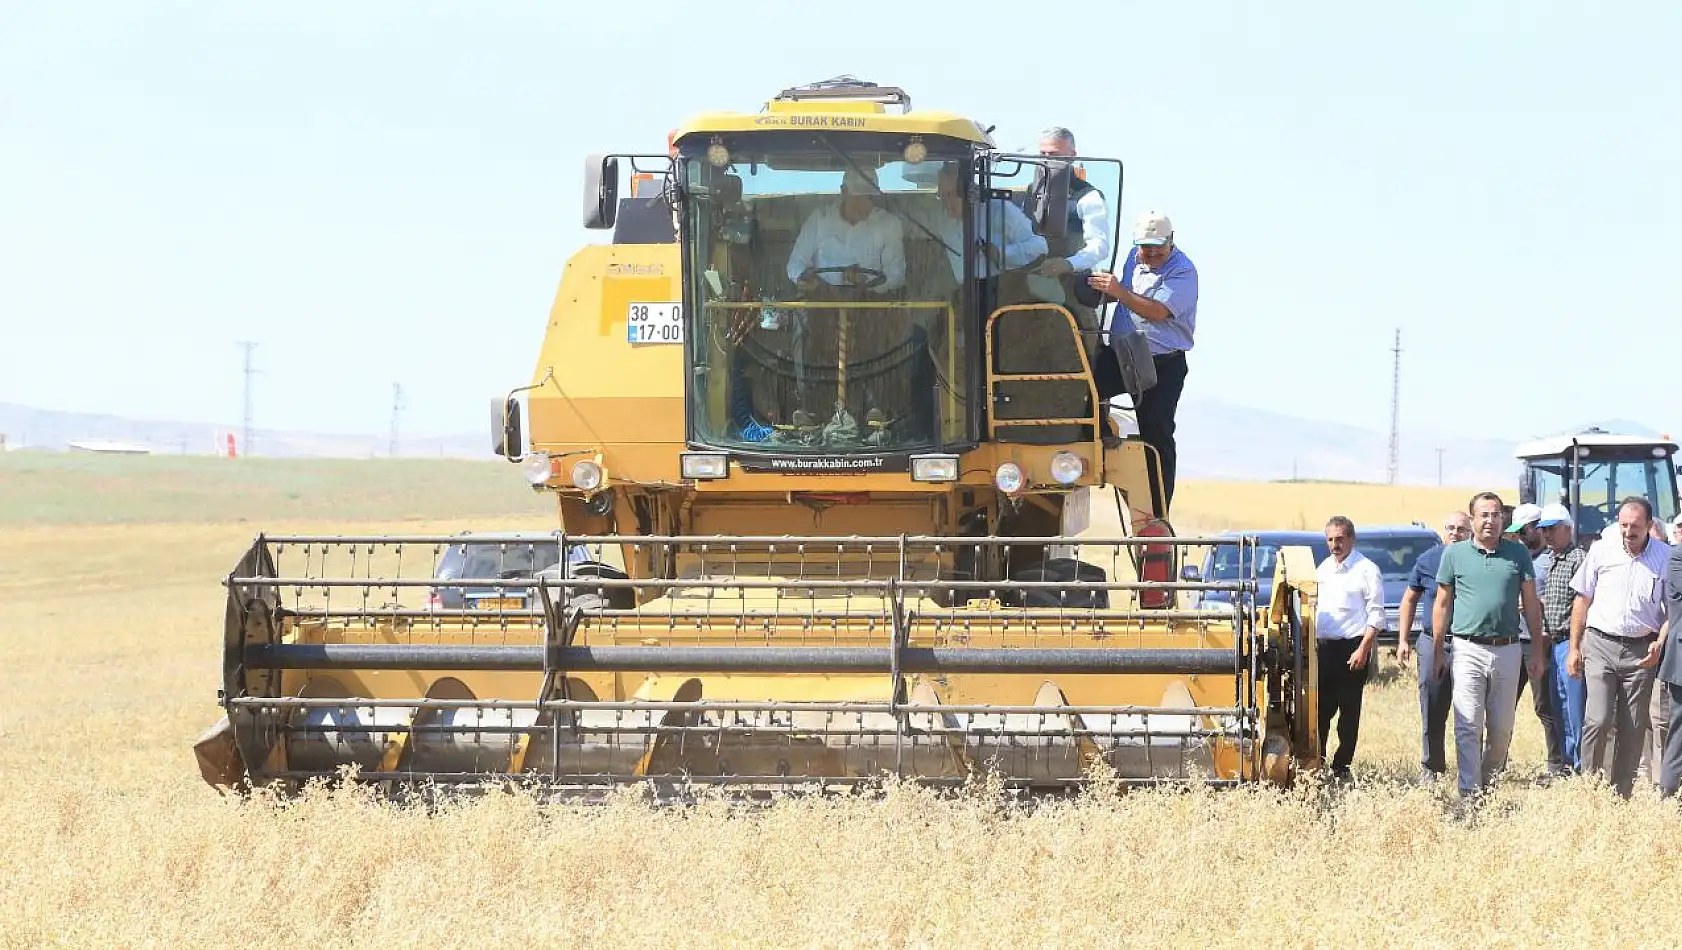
top-left (0, 454), bottom-right (550, 526)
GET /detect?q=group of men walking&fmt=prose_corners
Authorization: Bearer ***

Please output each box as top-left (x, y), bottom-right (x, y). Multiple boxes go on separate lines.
top-left (1314, 493), bottom-right (1682, 798)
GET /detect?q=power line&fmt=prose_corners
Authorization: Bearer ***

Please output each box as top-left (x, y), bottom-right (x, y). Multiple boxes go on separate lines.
top-left (389, 383), bottom-right (405, 457)
top-left (1386, 328), bottom-right (1401, 485)
top-left (238, 341), bottom-right (259, 457)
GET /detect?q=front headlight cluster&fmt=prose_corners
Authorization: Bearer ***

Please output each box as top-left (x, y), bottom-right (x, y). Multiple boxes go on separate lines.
top-left (521, 453), bottom-right (606, 492)
top-left (992, 452), bottom-right (1086, 494)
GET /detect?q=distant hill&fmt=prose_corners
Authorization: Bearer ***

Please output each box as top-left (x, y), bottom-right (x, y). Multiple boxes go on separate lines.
top-left (0, 402), bottom-right (490, 459)
top-left (0, 399), bottom-right (1662, 489)
top-left (1169, 398), bottom-right (1522, 487)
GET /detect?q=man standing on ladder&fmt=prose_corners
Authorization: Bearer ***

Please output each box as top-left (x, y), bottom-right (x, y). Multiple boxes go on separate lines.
top-left (1087, 211), bottom-right (1199, 513)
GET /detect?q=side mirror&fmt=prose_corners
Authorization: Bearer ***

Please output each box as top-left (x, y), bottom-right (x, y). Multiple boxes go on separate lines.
top-left (1180, 564), bottom-right (1201, 582)
top-left (1025, 160), bottom-right (1072, 239)
top-left (583, 154), bottom-right (619, 230)
top-left (492, 396), bottom-right (524, 459)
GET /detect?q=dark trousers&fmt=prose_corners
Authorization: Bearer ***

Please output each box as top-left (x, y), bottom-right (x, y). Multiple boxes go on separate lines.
top-left (1317, 637), bottom-right (1370, 774)
top-left (1136, 350), bottom-right (1188, 514)
top-left (1516, 641), bottom-right (1567, 775)
top-left (1415, 632), bottom-right (1453, 774)
top-left (1661, 680), bottom-right (1682, 798)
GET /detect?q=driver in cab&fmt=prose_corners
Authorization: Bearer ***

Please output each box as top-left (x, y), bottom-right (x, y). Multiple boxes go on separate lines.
top-left (785, 166), bottom-right (906, 297)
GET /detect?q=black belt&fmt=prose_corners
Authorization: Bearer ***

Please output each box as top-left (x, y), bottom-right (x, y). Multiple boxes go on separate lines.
top-left (1451, 634), bottom-right (1520, 647)
top-left (1589, 627), bottom-right (1658, 643)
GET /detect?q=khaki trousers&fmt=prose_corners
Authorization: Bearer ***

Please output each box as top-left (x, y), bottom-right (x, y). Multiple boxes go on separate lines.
top-left (1581, 629), bottom-right (1659, 798)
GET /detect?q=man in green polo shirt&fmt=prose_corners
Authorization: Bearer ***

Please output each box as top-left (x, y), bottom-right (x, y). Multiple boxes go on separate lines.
top-left (1432, 491), bottom-right (1547, 798)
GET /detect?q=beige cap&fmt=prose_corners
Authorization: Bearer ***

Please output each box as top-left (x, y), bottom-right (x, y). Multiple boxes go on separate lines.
top-left (841, 167), bottom-right (879, 195)
top-left (1133, 210), bottom-right (1173, 246)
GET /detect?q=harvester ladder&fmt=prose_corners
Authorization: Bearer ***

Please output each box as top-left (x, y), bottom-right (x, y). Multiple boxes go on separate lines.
top-left (983, 303), bottom-right (1102, 440)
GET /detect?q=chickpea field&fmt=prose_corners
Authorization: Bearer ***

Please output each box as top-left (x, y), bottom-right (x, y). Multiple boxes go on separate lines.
top-left (2, 457), bottom-right (1678, 949)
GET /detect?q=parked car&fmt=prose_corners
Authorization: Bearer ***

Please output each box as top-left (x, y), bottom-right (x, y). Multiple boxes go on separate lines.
top-left (1185, 530), bottom-right (1327, 615)
top-left (1185, 524), bottom-right (1439, 642)
top-left (1353, 524), bottom-right (1440, 640)
top-left (428, 532), bottom-right (568, 610)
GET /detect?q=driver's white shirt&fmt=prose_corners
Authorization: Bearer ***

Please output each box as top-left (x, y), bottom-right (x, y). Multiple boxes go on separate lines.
top-left (785, 202), bottom-right (906, 290)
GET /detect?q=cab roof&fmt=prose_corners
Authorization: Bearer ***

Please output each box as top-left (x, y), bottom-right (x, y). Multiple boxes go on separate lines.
top-left (670, 78), bottom-right (994, 147)
top-left (1515, 431), bottom-right (1678, 459)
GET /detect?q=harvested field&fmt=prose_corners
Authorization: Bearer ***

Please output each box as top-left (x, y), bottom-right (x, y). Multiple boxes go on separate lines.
top-left (2, 458), bottom-right (1678, 948)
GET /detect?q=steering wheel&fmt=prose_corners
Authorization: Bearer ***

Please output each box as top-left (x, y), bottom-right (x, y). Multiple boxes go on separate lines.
top-left (807, 266), bottom-right (887, 290)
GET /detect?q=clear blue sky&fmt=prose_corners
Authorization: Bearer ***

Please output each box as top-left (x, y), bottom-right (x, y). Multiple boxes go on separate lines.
top-left (3, 1), bottom-right (1679, 443)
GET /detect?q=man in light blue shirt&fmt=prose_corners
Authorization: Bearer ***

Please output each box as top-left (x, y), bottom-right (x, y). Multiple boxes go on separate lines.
top-left (1087, 211), bottom-right (1198, 512)
top-left (931, 164), bottom-right (1047, 283)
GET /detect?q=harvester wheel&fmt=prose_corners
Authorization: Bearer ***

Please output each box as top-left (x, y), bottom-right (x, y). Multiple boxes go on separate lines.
top-left (1005, 558), bottom-right (1109, 609)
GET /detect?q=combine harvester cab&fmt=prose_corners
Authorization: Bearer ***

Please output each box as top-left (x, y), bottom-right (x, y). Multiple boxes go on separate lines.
top-left (195, 78), bottom-right (1325, 796)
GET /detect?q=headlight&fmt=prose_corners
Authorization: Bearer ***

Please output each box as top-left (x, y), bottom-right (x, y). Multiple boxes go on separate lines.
top-left (1049, 451), bottom-right (1085, 486)
top-left (993, 462), bottom-right (1025, 494)
top-left (680, 452), bottom-right (729, 480)
top-left (523, 453), bottom-right (553, 486)
top-left (571, 460), bottom-right (604, 491)
top-left (910, 454), bottom-right (959, 483)
top-left (707, 136), bottom-right (730, 168)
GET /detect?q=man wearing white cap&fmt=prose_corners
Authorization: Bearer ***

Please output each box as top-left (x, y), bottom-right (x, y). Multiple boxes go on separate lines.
top-left (786, 165), bottom-right (907, 294)
top-left (1669, 514), bottom-right (1682, 546)
top-left (1535, 502), bottom-right (1587, 772)
top-left (1514, 503), bottom-right (1568, 776)
top-left (1085, 211), bottom-right (1199, 513)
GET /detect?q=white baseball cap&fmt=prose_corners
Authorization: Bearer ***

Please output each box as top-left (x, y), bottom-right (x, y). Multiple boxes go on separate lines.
top-left (1133, 211), bottom-right (1173, 246)
top-left (1537, 503), bottom-right (1572, 527)
top-left (1505, 503), bottom-right (1543, 533)
top-left (1671, 513), bottom-right (1682, 527)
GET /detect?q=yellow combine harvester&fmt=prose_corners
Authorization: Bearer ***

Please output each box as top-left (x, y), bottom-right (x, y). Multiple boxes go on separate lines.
top-left (195, 79), bottom-right (1325, 795)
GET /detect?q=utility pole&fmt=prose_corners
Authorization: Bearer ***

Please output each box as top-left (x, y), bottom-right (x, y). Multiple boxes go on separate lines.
top-left (238, 341), bottom-right (258, 457)
top-left (1386, 328), bottom-right (1401, 485)
top-left (389, 383), bottom-right (405, 457)
top-left (1436, 447), bottom-right (1446, 487)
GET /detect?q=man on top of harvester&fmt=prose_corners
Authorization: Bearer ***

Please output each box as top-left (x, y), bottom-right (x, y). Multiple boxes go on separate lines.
top-left (786, 166), bottom-right (907, 296)
top-left (1030, 127), bottom-right (1111, 315)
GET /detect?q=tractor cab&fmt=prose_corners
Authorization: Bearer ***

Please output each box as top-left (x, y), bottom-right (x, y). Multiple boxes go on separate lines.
top-left (1516, 428), bottom-right (1680, 543)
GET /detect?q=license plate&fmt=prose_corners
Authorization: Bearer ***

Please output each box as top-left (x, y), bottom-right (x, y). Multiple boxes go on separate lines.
top-left (627, 302), bottom-right (684, 344)
top-left (474, 597), bottom-right (523, 610)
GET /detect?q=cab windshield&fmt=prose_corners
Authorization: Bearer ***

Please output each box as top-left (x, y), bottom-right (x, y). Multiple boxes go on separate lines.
top-left (680, 133), bottom-right (976, 458)
top-left (1525, 451), bottom-right (1680, 535)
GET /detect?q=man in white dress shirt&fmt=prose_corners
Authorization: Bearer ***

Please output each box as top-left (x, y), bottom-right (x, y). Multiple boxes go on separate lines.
top-left (786, 166), bottom-right (906, 295)
top-left (1314, 515), bottom-right (1386, 780)
top-left (1031, 127), bottom-right (1111, 283)
top-left (1567, 496), bottom-right (1672, 797)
